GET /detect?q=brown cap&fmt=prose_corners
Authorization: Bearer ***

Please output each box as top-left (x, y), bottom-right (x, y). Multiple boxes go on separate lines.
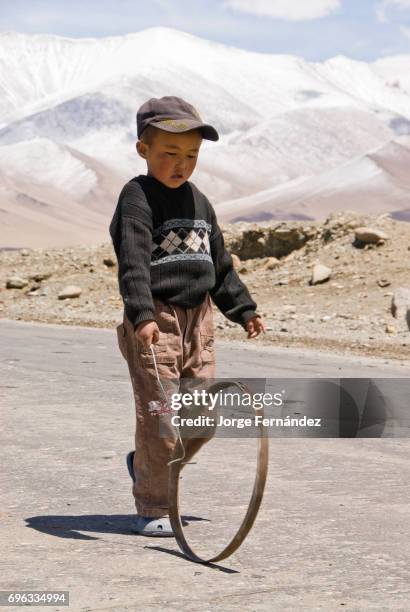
top-left (137, 96), bottom-right (219, 141)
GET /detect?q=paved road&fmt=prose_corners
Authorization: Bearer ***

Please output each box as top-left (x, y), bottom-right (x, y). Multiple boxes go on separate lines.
top-left (1, 319), bottom-right (410, 611)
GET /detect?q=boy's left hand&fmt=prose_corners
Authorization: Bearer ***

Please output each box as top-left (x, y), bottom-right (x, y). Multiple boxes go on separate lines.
top-left (245, 315), bottom-right (266, 339)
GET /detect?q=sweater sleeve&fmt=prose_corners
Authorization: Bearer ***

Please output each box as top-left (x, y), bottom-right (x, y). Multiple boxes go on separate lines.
top-left (207, 202), bottom-right (259, 329)
top-left (109, 182), bottom-right (156, 330)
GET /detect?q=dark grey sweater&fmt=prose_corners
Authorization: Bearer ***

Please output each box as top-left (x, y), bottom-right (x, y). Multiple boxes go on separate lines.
top-left (109, 174), bottom-right (258, 330)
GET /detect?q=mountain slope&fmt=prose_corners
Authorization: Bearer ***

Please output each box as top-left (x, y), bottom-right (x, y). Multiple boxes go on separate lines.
top-left (216, 136), bottom-right (410, 222)
top-left (1, 28), bottom-right (410, 247)
top-left (0, 139), bottom-right (123, 248)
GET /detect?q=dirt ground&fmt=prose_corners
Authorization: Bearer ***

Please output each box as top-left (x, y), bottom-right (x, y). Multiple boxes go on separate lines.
top-left (1, 211), bottom-right (409, 361)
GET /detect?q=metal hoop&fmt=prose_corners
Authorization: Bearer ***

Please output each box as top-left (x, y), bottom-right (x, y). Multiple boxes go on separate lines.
top-left (168, 380), bottom-right (269, 564)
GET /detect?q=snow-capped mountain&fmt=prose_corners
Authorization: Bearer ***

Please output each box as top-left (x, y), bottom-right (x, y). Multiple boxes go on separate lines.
top-left (217, 135), bottom-right (410, 223)
top-left (372, 55), bottom-right (410, 95)
top-left (1, 27), bottom-right (410, 247)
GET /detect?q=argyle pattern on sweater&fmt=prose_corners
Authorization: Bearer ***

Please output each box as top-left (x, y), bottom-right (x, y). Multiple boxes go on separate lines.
top-left (151, 219), bottom-right (212, 266)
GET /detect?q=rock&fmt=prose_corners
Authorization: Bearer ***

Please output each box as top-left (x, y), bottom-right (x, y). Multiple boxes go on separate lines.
top-left (321, 211), bottom-right (367, 242)
top-left (262, 257), bottom-right (280, 270)
top-left (58, 285), bottom-right (82, 300)
top-left (6, 276), bottom-right (28, 289)
top-left (377, 279), bottom-right (391, 288)
top-left (391, 288), bottom-right (410, 330)
top-left (29, 272), bottom-right (53, 282)
top-left (385, 324), bottom-right (396, 334)
top-left (354, 227), bottom-right (389, 245)
top-left (20, 249), bottom-right (30, 256)
top-left (310, 263), bottom-right (332, 285)
top-left (103, 257), bottom-right (116, 268)
top-left (228, 224), bottom-right (311, 259)
top-left (231, 254), bottom-right (241, 270)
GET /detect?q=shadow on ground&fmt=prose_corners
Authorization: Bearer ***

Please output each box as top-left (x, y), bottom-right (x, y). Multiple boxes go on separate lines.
top-left (25, 514), bottom-right (208, 540)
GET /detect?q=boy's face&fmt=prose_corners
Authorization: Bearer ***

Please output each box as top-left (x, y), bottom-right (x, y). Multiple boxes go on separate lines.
top-left (136, 128), bottom-right (203, 188)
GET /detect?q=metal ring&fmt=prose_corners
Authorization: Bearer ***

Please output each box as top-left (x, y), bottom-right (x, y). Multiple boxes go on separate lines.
top-left (168, 380), bottom-right (269, 564)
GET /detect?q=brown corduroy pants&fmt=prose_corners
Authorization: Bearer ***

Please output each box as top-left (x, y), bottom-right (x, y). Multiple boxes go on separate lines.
top-left (116, 292), bottom-right (216, 518)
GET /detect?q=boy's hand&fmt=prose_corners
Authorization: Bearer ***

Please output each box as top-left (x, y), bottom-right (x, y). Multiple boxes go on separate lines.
top-left (134, 320), bottom-right (160, 350)
top-left (245, 315), bottom-right (266, 339)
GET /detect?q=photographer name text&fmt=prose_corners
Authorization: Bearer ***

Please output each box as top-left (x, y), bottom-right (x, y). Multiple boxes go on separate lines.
top-left (171, 414), bottom-right (322, 429)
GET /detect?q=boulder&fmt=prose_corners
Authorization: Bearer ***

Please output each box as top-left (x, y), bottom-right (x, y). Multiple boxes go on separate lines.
top-left (227, 223), bottom-right (312, 259)
top-left (103, 257), bottom-right (116, 268)
top-left (58, 285), bottom-right (82, 300)
top-left (354, 227), bottom-right (389, 245)
top-left (377, 279), bottom-right (391, 288)
top-left (262, 257), bottom-right (280, 270)
top-left (310, 264), bottom-right (332, 285)
top-left (391, 288), bottom-right (410, 330)
top-left (6, 276), bottom-right (28, 289)
top-left (29, 272), bottom-right (52, 282)
top-left (321, 211), bottom-right (368, 242)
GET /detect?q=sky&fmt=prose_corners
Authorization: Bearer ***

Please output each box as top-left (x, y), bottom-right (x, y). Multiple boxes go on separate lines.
top-left (0, 0), bottom-right (410, 61)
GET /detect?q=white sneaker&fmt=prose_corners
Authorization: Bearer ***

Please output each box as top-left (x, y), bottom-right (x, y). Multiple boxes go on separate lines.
top-left (131, 515), bottom-right (174, 537)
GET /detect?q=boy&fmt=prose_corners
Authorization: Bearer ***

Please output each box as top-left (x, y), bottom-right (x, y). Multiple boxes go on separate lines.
top-left (109, 96), bottom-right (265, 537)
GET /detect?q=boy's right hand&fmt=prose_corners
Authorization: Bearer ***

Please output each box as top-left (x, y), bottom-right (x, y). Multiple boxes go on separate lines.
top-left (134, 320), bottom-right (160, 350)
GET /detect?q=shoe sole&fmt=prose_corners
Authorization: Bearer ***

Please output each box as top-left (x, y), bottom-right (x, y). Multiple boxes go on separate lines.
top-left (132, 529), bottom-right (174, 537)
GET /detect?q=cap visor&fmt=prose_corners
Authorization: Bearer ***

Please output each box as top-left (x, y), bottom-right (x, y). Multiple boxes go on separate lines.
top-left (150, 118), bottom-right (219, 141)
